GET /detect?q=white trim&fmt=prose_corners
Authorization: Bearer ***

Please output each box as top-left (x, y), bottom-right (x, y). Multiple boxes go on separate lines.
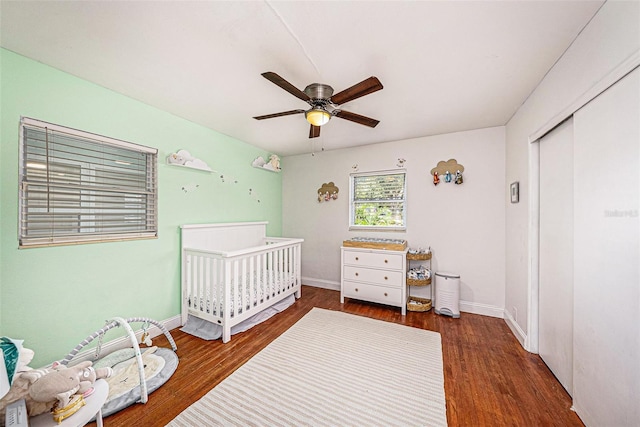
top-left (180, 221), bottom-right (269, 230)
top-left (459, 301), bottom-right (504, 319)
top-left (526, 141), bottom-right (540, 353)
top-left (20, 234), bottom-right (158, 249)
top-left (349, 169), bottom-right (407, 230)
top-left (18, 117), bottom-right (158, 248)
top-left (528, 50), bottom-right (640, 143)
top-left (524, 45), bottom-right (639, 360)
top-left (348, 168), bottom-right (406, 178)
top-left (504, 309), bottom-right (527, 348)
top-left (348, 226), bottom-right (407, 232)
top-left (20, 117), bottom-right (157, 154)
top-left (53, 315), bottom-right (181, 368)
top-left (302, 277), bottom-right (340, 291)
top-left (184, 237), bottom-right (303, 259)
top-left (304, 279), bottom-right (504, 317)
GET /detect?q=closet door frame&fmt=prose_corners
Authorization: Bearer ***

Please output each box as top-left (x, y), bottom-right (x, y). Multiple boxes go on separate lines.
top-left (537, 118), bottom-right (574, 395)
top-left (525, 52), bottom-right (640, 354)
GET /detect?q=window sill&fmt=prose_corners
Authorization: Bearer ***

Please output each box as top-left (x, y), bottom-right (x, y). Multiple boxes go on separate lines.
top-left (348, 226), bottom-right (406, 232)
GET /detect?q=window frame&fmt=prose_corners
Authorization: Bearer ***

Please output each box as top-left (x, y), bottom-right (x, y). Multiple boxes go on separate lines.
top-left (18, 117), bottom-right (158, 248)
top-left (349, 169), bottom-right (407, 231)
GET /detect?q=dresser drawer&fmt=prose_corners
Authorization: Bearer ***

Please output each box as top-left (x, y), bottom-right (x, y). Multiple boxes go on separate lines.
top-left (342, 281), bottom-right (403, 306)
top-left (343, 265), bottom-right (404, 287)
top-left (342, 250), bottom-right (403, 270)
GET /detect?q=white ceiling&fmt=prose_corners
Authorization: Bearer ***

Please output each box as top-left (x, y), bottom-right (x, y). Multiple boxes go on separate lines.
top-left (0, 1), bottom-right (604, 156)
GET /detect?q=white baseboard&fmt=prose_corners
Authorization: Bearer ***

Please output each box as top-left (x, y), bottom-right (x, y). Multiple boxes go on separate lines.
top-left (503, 309), bottom-right (527, 349)
top-left (459, 300), bottom-right (504, 318)
top-left (303, 279), bottom-right (506, 320)
top-left (302, 277), bottom-right (340, 291)
top-left (298, 279), bottom-right (527, 352)
top-left (59, 315), bottom-right (181, 367)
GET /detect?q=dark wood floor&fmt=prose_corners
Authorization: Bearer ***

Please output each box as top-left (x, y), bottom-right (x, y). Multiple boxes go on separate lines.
top-left (97, 286), bottom-right (583, 426)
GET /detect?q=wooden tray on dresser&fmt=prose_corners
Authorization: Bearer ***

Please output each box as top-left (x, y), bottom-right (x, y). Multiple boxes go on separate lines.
top-left (342, 238), bottom-right (407, 251)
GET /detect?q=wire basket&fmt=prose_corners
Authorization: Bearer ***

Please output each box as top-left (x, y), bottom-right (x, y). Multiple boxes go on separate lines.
top-left (406, 252), bottom-right (432, 261)
top-left (407, 277), bottom-right (431, 286)
top-left (407, 296), bottom-right (432, 312)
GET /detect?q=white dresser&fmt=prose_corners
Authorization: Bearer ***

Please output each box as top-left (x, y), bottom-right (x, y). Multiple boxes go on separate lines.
top-left (341, 246), bottom-right (408, 315)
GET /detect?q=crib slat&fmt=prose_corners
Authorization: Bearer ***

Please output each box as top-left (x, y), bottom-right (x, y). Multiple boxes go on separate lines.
top-left (204, 256), bottom-right (209, 314)
top-left (268, 250), bottom-right (274, 298)
top-left (286, 246), bottom-right (292, 290)
top-left (222, 259), bottom-right (232, 341)
top-left (210, 257), bottom-right (215, 314)
top-left (185, 253), bottom-right (192, 311)
top-left (196, 254), bottom-right (203, 313)
top-left (259, 251), bottom-right (264, 300)
top-left (260, 251), bottom-right (264, 298)
top-left (241, 257), bottom-right (248, 314)
top-left (276, 248), bottom-right (282, 294)
top-left (233, 259), bottom-right (240, 318)
top-left (249, 255), bottom-right (256, 309)
top-left (214, 257), bottom-right (220, 318)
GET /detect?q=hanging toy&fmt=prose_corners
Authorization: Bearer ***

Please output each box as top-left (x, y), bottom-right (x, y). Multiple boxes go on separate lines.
top-left (140, 322), bottom-right (152, 346)
top-left (444, 170), bottom-right (452, 183)
top-left (433, 171), bottom-right (440, 186)
top-left (95, 328), bottom-right (106, 360)
top-left (455, 170), bottom-right (463, 185)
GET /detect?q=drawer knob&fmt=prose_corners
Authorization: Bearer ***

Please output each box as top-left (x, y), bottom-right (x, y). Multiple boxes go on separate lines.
top-left (384, 292), bottom-right (388, 297)
top-left (355, 257), bottom-right (359, 261)
top-left (355, 288), bottom-right (359, 292)
top-left (384, 259), bottom-right (388, 263)
top-left (355, 272), bottom-right (359, 276)
top-left (384, 276), bottom-right (388, 280)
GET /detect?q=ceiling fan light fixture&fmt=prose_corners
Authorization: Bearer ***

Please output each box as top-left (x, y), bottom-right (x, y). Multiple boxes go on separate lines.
top-left (305, 108), bottom-right (331, 126)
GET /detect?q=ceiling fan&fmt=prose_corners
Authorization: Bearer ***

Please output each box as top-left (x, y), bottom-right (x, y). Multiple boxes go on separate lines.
top-left (253, 72), bottom-right (383, 138)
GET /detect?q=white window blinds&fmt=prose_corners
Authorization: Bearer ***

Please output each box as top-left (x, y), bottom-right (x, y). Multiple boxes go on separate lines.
top-left (19, 117), bottom-right (158, 247)
top-left (350, 171), bottom-right (406, 230)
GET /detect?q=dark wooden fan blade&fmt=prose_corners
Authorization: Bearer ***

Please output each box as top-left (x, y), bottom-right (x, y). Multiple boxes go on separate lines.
top-left (330, 76), bottom-right (383, 105)
top-left (253, 109), bottom-right (305, 120)
top-left (309, 124), bottom-right (321, 138)
top-left (261, 72), bottom-right (310, 102)
top-left (335, 110), bottom-right (380, 128)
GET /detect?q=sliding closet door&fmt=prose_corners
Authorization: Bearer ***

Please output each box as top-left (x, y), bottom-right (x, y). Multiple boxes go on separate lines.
top-left (573, 67), bottom-right (639, 426)
top-left (538, 118), bottom-right (574, 395)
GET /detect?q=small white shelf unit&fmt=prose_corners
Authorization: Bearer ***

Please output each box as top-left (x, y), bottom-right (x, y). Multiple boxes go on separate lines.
top-left (406, 251), bottom-right (433, 312)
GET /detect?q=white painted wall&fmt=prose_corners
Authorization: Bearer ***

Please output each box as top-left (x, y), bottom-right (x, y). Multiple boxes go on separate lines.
top-left (504, 0), bottom-right (640, 346)
top-left (282, 126), bottom-right (506, 318)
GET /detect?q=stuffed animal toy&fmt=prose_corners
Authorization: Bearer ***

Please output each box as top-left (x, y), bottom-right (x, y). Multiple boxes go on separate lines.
top-left (268, 154), bottom-right (281, 171)
top-left (0, 340), bottom-right (53, 419)
top-left (22, 361), bottom-right (112, 409)
top-left (454, 170), bottom-right (464, 185)
top-left (167, 152), bottom-right (186, 165)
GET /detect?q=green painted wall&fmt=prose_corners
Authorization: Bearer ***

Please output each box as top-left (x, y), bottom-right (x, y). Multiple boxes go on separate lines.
top-left (0, 49), bottom-right (283, 367)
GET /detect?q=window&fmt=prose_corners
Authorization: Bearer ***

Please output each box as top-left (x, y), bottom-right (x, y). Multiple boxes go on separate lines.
top-left (18, 117), bottom-right (158, 247)
top-left (350, 170), bottom-right (406, 230)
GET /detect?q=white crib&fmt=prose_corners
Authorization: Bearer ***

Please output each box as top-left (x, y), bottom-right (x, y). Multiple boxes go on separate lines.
top-left (180, 222), bottom-right (303, 343)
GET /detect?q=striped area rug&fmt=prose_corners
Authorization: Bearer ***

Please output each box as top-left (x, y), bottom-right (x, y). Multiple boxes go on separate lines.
top-left (168, 308), bottom-right (447, 426)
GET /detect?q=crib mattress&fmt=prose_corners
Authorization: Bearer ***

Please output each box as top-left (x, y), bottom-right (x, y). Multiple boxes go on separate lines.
top-left (187, 270), bottom-right (295, 317)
